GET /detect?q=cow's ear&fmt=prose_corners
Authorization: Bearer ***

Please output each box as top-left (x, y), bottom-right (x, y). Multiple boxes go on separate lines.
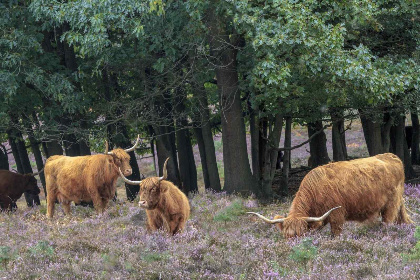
top-left (160, 183), bottom-right (169, 193)
top-left (274, 215), bottom-right (284, 231)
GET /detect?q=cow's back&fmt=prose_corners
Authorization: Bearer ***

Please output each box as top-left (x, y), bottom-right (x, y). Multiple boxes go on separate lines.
top-left (295, 153), bottom-right (405, 220)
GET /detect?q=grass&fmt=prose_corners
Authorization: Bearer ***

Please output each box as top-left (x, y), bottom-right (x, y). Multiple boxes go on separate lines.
top-left (1, 187), bottom-right (419, 279)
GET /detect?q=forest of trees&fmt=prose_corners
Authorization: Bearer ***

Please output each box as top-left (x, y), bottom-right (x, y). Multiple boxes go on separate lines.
top-left (1, 0), bottom-right (419, 203)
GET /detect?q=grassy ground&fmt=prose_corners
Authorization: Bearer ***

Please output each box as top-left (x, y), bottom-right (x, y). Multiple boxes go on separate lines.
top-left (1, 186), bottom-right (419, 279)
top-left (2, 120), bottom-right (420, 279)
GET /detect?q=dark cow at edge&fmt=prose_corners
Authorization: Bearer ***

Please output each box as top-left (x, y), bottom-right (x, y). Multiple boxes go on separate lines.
top-left (249, 153), bottom-right (413, 238)
top-left (44, 136), bottom-right (140, 218)
top-left (0, 170), bottom-right (41, 211)
top-left (119, 158), bottom-right (190, 235)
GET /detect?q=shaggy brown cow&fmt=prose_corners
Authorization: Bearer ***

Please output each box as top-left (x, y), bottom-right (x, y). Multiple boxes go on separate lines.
top-left (119, 158), bottom-right (190, 235)
top-left (0, 170), bottom-right (41, 210)
top-left (45, 136), bottom-right (140, 218)
top-left (248, 153), bottom-right (413, 238)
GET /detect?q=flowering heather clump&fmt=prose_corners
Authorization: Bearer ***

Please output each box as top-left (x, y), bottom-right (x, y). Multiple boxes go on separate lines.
top-left (1, 187), bottom-right (419, 279)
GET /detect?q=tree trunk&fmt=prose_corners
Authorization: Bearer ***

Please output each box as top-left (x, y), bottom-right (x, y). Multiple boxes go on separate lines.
top-left (15, 132), bottom-right (40, 206)
top-left (207, 9), bottom-right (257, 195)
top-left (27, 130), bottom-right (46, 196)
top-left (260, 113), bottom-right (284, 197)
top-left (45, 140), bottom-right (64, 157)
top-left (307, 121), bottom-right (330, 168)
top-left (176, 126), bottom-right (198, 194)
top-left (249, 101), bottom-right (260, 180)
top-left (194, 126), bottom-right (210, 189)
top-left (0, 144), bottom-right (9, 170)
top-left (331, 109), bottom-right (347, 161)
top-left (411, 112), bottom-right (420, 164)
top-left (391, 116), bottom-right (415, 178)
top-left (197, 88), bottom-right (221, 192)
top-left (155, 125), bottom-right (182, 188)
top-left (280, 116), bottom-right (292, 196)
top-left (381, 112), bottom-right (393, 153)
top-left (360, 112), bottom-right (384, 156)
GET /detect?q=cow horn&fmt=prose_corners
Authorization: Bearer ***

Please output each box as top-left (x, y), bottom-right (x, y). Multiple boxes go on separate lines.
top-left (247, 212), bottom-right (286, 224)
top-left (28, 168), bottom-right (44, 177)
top-left (124, 134), bottom-right (140, 153)
top-left (118, 168), bottom-right (142, 185)
top-left (159, 157), bottom-right (169, 181)
top-left (105, 140), bottom-right (113, 155)
top-left (304, 206), bottom-right (342, 222)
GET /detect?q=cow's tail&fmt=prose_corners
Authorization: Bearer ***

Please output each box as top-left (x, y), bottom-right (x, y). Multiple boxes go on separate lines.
top-left (397, 202), bottom-right (413, 224)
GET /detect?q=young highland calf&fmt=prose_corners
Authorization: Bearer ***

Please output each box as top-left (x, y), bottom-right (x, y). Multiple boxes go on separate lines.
top-left (45, 136), bottom-right (140, 218)
top-left (119, 158), bottom-right (190, 235)
top-left (248, 153), bottom-right (413, 238)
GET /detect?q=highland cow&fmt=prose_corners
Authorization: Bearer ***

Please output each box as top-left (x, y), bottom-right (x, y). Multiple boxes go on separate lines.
top-left (45, 136), bottom-right (140, 218)
top-left (119, 158), bottom-right (190, 235)
top-left (249, 153), bottom-right (413, 238)
top-left (0, 170), bottom-right (41, 210)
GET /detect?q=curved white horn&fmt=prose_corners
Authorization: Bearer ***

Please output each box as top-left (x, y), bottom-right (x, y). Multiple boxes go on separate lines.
top-left (159, 157), bottom-right (169, 181)
top-left (105, 140), bottom-right (114, 155)
top-left (118, 168), bottom-right (142, 185)
top-left (124, 134), bottom-right (140, 153)
top-left (305, 206), bottom-right (342, 222)
top-left (247, 212), bottom-right (285, 224)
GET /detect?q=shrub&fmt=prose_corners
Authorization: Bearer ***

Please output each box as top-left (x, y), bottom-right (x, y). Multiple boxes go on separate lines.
top-left (0, 246), bottom-right (13, 269)
top-left (213, 198), bottom-right (246, 222)
top-left (403, 226), bottom-right (420, 261)
top-left (28, 240), bottom-right (55, 259)
top-left (289, 238), bottom-right (318, 264)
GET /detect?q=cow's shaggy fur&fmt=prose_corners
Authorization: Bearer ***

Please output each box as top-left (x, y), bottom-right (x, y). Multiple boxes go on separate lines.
top-left (138, 177), bottom-right (190, 235)
top-left (0, 170), bottom-right (40, 210)
top-left (45, 148), bottom-right (131, 218)
top-left (256, 153), bottom-right (413, 238)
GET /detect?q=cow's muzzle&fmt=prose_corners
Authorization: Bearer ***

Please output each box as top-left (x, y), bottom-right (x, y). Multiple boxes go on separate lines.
top-left (123, 169), bottom-right (133, 176)
top-left (138, 200), bottom-right (148, 209)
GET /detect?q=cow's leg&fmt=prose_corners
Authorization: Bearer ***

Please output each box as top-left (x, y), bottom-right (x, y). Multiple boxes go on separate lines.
top-left (169, 214), bottom-right (185, 235)
top-left (381, 199), bottom-right (400, 224)
top-left (62, 200), bottom-right (71, 216)
top-left (396, 204), bottom-right (413, 224)
top-left (47, 192), bottom-right (57, 219)
top-left (89, 191), bottom-right (105, 214)
top-left (147, 211), bottom-right (163, 232)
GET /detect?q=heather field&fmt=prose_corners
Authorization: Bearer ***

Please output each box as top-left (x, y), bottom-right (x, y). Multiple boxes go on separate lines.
top-left (1, 122), bottom-right (420, 279)
top-left (0, 185), bottom-right (419, 280)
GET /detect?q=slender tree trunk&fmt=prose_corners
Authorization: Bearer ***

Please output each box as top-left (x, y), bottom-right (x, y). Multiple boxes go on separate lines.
top-left (411, 112), bottom-right (420, 164)
top-left (155, 125), bottom-right (182, 188)
top-left (258, 118), bottom-right (268, 178)
top-left (381, 112), bottom-right (393, 153)
top-left (15, 132), bottom-right (40, 206)
top-left (260, 113), bottom-right (284, 197)
top-left (307, 121), bottom-right (330, 168)
top-left (26, 130), bottom-right (46, 196)
top-left (331, 109), bottom-right (347, 161)
top-left (194, 126), bottom-right (210, 189)
top-left (198, 89), bottom-right (221, 192)
top-left (280, 116), bottom-right (292, 196)
top-left (249, 101), bottom-right (260, 180)
top-left (392, 116), bottom-right (415, 178)
top-left (0, 144), bottom-right (8, 170)
top-left (176, 126), bottom-right (198, 194)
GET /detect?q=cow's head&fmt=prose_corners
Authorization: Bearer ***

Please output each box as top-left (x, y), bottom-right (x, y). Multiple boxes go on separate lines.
top-left (118, 158), bottom-right (170, 210)
top-left (105, 135), bottom-right (140, 176)
top-left (23, 174), bottom-right (41, 196)
top-left (248, 206), bottom-right (341, 238)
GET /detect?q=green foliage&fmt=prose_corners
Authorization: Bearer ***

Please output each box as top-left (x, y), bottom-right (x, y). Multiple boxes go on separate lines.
top-left (141, 251), bottom-right (170, 263)
top-left (403, 227), bottom-right (420, 261)
top-left (0, 246), bottom-right (14, 269)
top-left (289, 238), bottom-right (318, 264)
top-left (28, 241), bottom-right (55, 259)
top-left (213, 198), bottom-right (246, 222)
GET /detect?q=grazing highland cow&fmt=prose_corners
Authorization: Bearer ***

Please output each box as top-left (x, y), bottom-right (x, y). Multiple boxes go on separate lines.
top-left (0, 169), bottom-right (41, 210)
top-left (119, 158), bottom-right (190, 235)
top-left (249, 153), bottom-right (413, 238)
top-left (45, 136), bottom-right (140, 218)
